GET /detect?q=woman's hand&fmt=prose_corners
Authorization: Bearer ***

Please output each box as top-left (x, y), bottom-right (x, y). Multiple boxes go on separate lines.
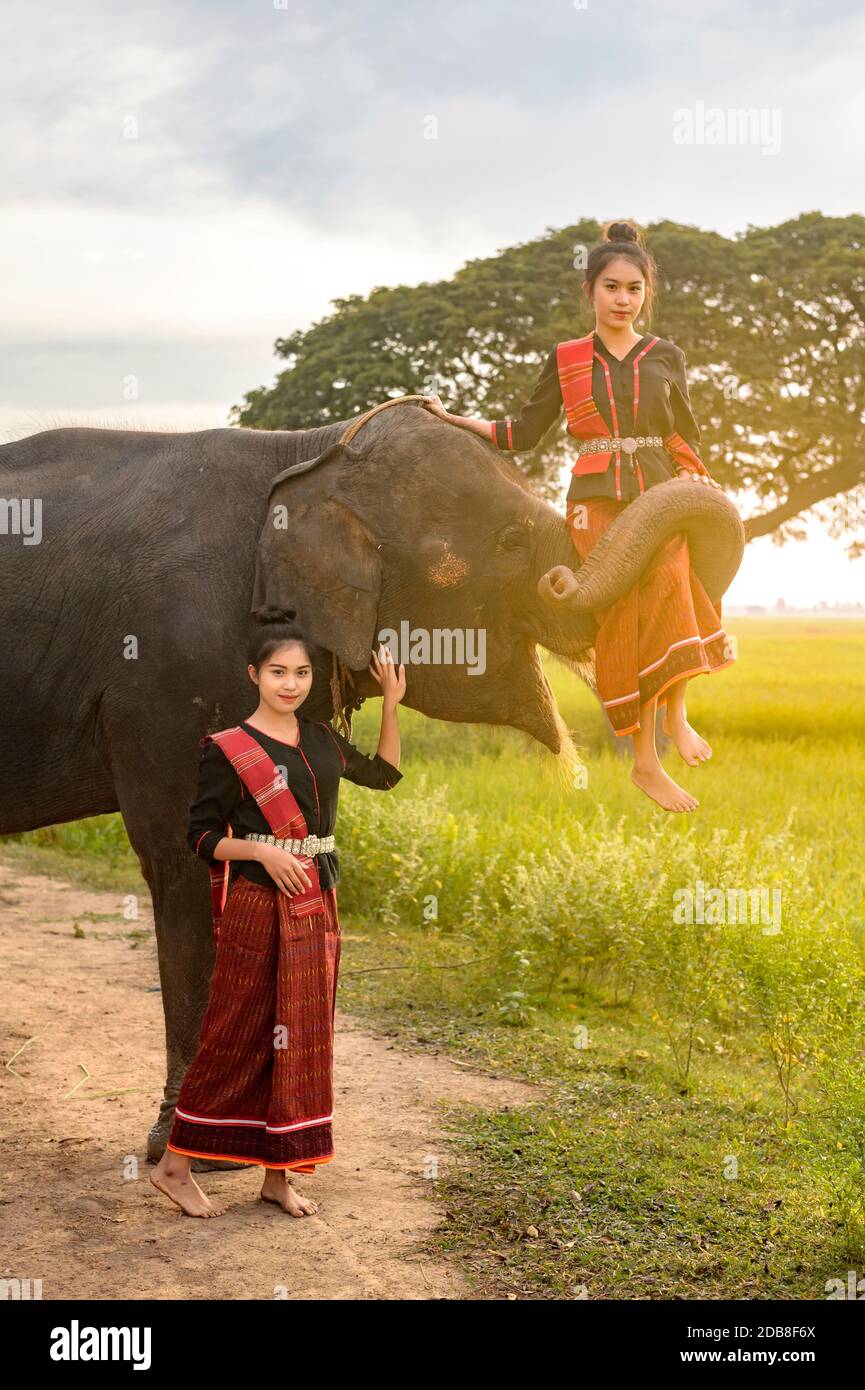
top-left (257, 844), bottom-right (313, 897)
top-left (369, 644), bottom-right (406, 709)
top-left (676, 467), bottom-right (723, 491)
top-left (420, 394), bottom-right (450, 422)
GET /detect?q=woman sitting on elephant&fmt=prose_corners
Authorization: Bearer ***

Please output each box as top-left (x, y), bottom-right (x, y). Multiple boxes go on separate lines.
top-left (421, 219), bottom-right (734, 814)
top-left (151, 609), bottom-right (405, 1218)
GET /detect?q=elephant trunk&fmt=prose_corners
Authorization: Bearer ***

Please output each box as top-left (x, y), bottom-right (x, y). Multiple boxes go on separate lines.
top-left (537, 479), bottom-right (745, 614)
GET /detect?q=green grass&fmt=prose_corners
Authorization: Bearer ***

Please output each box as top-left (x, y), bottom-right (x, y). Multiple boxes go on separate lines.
top-left (0, 814), bottom-right (142, 892)
top-left (314, 616), bottom-right (865, 1297)
top-left (3, 617), bottom-right (864, 1299)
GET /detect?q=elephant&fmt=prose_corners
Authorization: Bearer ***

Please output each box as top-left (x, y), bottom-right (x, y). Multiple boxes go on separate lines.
top-left (0, 402), bottom-right (744, 1162)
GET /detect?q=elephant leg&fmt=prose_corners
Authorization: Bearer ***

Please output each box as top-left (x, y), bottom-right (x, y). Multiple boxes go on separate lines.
top-left (95, 696), bottom-right (253, 1173)
top-left (140, 844), bottom-right (251, 1171)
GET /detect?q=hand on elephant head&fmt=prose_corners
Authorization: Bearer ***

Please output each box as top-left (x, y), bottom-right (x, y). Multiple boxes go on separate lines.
top-left (676, 468), bottom-right (724, 492)
top-left (369, 644), bottom-right (406, 708)
top-left (420, 395), bottom-right (450, 422)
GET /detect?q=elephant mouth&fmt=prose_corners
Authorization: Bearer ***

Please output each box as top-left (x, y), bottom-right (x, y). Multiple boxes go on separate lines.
top-left (477, 630), bottom-right (569, 754)
top-left (517, 638), bottom-right (570, 753)
top-left (390, 627), bottom-right (568, 755)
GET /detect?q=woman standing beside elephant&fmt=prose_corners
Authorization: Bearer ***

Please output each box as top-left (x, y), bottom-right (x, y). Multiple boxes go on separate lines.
top-left (150, 608), bottom-right (405, 1218)
top-left (421, 219), bottom-right (734, 813)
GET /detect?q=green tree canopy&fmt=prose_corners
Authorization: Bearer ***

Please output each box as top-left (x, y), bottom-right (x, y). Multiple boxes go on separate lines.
top-left (231, 214), bottom-right (865, 554)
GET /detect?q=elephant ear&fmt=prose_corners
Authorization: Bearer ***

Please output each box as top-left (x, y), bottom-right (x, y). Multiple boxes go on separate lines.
top-left (252, 460), bottom-right (382, 671)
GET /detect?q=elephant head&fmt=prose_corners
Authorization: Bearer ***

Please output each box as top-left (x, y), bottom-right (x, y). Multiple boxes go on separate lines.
top-left (252, 405), bottom-right (745, 752)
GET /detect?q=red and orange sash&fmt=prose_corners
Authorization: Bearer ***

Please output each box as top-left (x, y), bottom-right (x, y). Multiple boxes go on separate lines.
top-left (558, 333), bottom-right (623, 474)
top-left (201, 726), bottom-right (324, 939)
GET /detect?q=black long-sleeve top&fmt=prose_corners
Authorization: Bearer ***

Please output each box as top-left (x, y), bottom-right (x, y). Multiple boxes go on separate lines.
top-left (489, 334), bottom-right (708, 504)
top-left (187, 717), bottom-right (402, 892)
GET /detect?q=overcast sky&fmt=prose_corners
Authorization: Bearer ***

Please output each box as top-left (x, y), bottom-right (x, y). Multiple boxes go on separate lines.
top-left (1, 0), bottom-right (863, 604)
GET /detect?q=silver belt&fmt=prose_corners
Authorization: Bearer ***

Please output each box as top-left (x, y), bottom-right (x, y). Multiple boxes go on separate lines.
top-left (243, 832), bottom-right (336, 855)
top-left (576, 435), bottom-right (665, 456)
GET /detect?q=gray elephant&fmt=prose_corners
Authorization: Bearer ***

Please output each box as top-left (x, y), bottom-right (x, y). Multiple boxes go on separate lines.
top-left (0, 402), bottom-right (744, 1160)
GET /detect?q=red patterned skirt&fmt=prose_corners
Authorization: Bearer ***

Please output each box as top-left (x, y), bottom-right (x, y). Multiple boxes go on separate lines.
top-left (566, 498), bottom-right (735, 737)
top-left (166, 877), bottom-right (341, 1172)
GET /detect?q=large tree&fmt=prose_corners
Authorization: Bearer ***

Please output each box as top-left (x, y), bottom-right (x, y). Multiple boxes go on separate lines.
top-left (232, 214), bottom-right (865, 554)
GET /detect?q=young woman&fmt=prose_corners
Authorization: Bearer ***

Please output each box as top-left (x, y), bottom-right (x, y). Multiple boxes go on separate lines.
top-left (421, 219), bottom-right (734, 813)
top-left (150, 607), bottom-right (405, 1218)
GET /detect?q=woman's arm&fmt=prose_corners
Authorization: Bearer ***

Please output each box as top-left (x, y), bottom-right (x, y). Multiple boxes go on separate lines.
top-left (420, 348), bottom-right (562, 453)
top-left (321, 723), bottom-right (404, 790)
top-left (370, 645), bottom-right (404, 768)
top-left (319, 646), bottom-right (406, 790)
top-left (188, 742), bottom-right (241, 866)
top-left (211, 836), bottom-right (313, 896)
top-left (421, 405), bottom-right (495, 444)
top-left (375, 700), bottom-right (401, 770)
top-left (667, 347), bottom-right (721, 488)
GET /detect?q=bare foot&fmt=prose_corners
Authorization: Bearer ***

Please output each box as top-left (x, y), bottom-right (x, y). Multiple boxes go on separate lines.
top-left (662, 714), bottom-right (712, 766)
top-left (631, 763), bottom-right (699, 812)
top-left (260, 1170), bottom-right (319, 1216)
top-left (150, 1160), bottom-right (227, 1218)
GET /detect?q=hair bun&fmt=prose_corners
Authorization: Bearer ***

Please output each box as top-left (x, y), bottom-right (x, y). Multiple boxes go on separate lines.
top-left (254, 604), bottom-right (298, 625)
top-left (605, 220), bottom-right (640, 245)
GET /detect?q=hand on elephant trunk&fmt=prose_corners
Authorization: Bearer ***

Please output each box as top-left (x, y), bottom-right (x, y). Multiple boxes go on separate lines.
top-left (537, 563), bottom-right (580, 606)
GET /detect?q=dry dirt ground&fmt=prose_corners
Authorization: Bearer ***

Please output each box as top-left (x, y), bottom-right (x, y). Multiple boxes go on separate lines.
top-left (0, 859), bottom-right (542, 1301)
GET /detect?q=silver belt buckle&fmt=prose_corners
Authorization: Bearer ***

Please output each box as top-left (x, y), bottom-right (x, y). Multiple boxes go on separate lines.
top-left (621, 436), bottom-right (638, 454)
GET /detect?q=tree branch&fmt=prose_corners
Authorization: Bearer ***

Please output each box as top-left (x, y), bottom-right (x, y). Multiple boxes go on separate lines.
top-left (744, 462), bottom-right (865, 540)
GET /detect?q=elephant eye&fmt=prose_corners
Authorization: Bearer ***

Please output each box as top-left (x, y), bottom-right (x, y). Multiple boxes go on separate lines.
top-left (497, 524), bottom-right (528, 551)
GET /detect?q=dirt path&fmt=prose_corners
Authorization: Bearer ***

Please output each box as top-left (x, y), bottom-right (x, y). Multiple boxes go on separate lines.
top-left (0, 859), bottom-right (541, 1300)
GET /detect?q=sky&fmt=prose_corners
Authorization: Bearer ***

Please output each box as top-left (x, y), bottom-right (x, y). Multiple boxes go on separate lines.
top-left (1, 0), bottom-right (863, 605)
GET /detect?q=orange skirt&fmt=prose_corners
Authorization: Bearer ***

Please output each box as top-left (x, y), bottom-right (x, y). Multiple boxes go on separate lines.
top-left (566, 497), bottom-right (735, 737)
top-left (166, 878), bottom-right (341, 1173)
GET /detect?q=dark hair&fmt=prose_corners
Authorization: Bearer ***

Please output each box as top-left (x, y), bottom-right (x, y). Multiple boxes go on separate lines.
top-left (584, 219), bottom-right (657, 324)
top-left (248, 606), bottom-right (320, 673)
